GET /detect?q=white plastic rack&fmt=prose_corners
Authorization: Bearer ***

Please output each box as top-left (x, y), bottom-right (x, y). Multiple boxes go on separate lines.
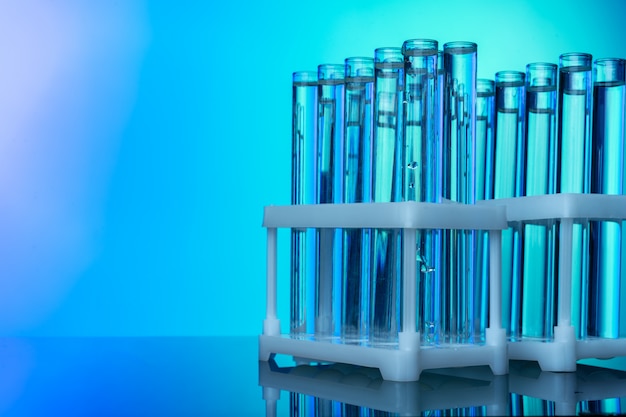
top-left (259, 201), bottom-right (509, 381)
top-left (478, 193), bottom-right (626, 372)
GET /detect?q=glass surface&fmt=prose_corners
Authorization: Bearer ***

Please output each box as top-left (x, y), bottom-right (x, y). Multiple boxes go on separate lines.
top-left (262, 352), bottom-right (626, 417)
top-left (3, 336), bottom-right (626, 416)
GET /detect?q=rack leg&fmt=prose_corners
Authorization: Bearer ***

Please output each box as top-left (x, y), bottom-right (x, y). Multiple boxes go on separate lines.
top-left (264, 227), bottom-right (280, 336)
top-left (402, 228), bottom-right (417, 335)
top-left (558, 218), bottom-right (573, 327)
top-left (489, 229), bottom-right (502, 330)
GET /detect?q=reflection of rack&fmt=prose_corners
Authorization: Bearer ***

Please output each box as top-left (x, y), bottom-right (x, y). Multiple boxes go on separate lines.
top-left (258, 359), bottom-right (509, 416)
top-left (479, 193), bottom-right (626, 372)
top-left (260, 359), bottom-right (626, 416)
top-left (259, 201), bottom-right (509, 381)
top-left (507, 360), bottom-right (626, 416)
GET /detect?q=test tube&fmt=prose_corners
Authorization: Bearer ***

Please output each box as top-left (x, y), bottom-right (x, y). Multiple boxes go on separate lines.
top-left (437, 51), bottom-right (445, 164)
top-left (475, 78), bottom-right (495, 334)
top-left (442, 41), bottom-right (477, 204)
top-left (589, 57), bottom-right (625, 339)
top-left (341, 57), bottom-right (374, 341)
top-left (442, 41), bottom-right (477, 343)
top-left (401, 38), bottom-right (440, 343)
top-left (522, 63), bottom-right (558, 340)
top-left (494, 70), bottom-right (525, 339)
top-left (557, 52), bottom-right (592, 339)
top-left (370, 47), bottom-right (403, 344)
top-left (402, 40), bottom-right (440, 203)
top-left (316, 63), bottom-right (345, 337)
top-left (290, 71), bottom-right (318, 336)
top-left (476, 79), bottom-right (496, 202)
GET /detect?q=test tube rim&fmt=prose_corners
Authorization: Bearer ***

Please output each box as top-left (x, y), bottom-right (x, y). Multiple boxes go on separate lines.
top-left (292, 70), bottom-right (318, 84)
top-left (401, 38), bottom-right (438, 56)
top-left (477, 78), bottom-right (495, 97)
top-left (443, 40), bottom-right (477, 54)
top-left (559, 52), bottom-right (592, 70)
top-left (495, 70), bottom-right (525, 87)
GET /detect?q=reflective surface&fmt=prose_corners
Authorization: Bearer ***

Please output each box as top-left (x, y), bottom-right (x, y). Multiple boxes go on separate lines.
top-left (0, 337), bottom-right (263, 416)
top-left (2, 337), bottom-right (626, 416)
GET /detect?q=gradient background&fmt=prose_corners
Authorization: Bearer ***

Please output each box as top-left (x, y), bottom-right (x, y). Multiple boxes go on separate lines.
top-left (1, 0), bottom-right (626, 339)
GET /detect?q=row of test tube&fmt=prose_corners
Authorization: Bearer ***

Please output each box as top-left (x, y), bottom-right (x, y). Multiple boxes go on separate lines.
top-left (290, 39), bottom-right (626, 347)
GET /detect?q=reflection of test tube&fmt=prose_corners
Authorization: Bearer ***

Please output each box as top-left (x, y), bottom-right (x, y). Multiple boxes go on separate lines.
top-left (316, 63), bottom-right (345, 336)
top-left (402, 39), bottom-right (440, 343)
top-left (291, 71), bottom-right (318, 335)
top-left (557, 53), bottom-right (592, 339)
top-left (494, 71), bottom-right (525, 339)
top-left (475, 78), bottom-right (495, 335)
top-left (522, 63), bottom-right (558, 340)
top-left (442, 41), bottom-right (477, 343)
top-left (589, 58), bottom-right (625, 339)
top-left (341, 57), bottom-right (374, 341)
top-left (370, 47), bottom-right (403, 343)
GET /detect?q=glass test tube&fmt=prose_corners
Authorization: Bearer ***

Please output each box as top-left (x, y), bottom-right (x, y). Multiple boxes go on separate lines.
top-left (619, 59), bottom-right (626, 338)
top-left (370, 47), bottom-right (403, 344)
top-left (291, 71), bottom-right (318, 335)
top-left (316, 63), bottom-right (345, 337)
top-left (494, 71), bottom-right (526, 339)
top-left (475, 78), bottom-right (495, 334)
top-left (557, 52), bottom-right (592, 339)
top-left (442, 41), bottom-right (478, 343)
top-left (402, 39), bottom-right (440, 343)
top-left (589, 57), bottom-right (625, 338)
top-left (341, 57), bottom-right (374, 341)
top-left (522, 63), bottom-right (558, 340)
top-left (476, 79), bottom-right (496, 202)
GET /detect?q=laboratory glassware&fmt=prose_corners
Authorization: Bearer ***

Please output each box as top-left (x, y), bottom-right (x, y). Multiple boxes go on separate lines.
top-left (341, 56), bottom-right (374, 341)
top-left (316, 63), bottom-right (345, 337)
top-left (290, 71), bottom-right (318, 336)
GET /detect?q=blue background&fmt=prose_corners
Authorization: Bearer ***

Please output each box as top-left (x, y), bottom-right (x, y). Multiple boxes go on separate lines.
top-left (1, 0), bottom-right (626, 338)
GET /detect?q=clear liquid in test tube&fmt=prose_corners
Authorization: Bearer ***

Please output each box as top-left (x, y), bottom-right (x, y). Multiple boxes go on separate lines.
top-left (589, 57), bottom-right (625, 339)
top-left (475, 78), bottom-right (495, 335)
top-left (291, 71), bottom-right (318, 336)
top-left (316, 63), bottom-right (345, 337)
top-left (442, 41), bottom-right (478, 343)
top-left (341, 57), bottom-right (374, 342)
top-left (494, 70), bottom-right (525, 339)
top-left (557, 52), bottom-right (592, 340)
top-left (522, 63), bottom-right (558, 340)
top-left (369, 47), bottom-right (403, 344)
top-left (402, 38), bottom-right (441, 344)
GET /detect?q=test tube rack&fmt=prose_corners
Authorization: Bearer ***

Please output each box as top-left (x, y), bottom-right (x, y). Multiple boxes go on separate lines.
top-left (259, 193), bottom-right (626, 381)
top-left (479, 193), bottom-right (626, 372)
top-left (258, 201), bottom-right (509, 381)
